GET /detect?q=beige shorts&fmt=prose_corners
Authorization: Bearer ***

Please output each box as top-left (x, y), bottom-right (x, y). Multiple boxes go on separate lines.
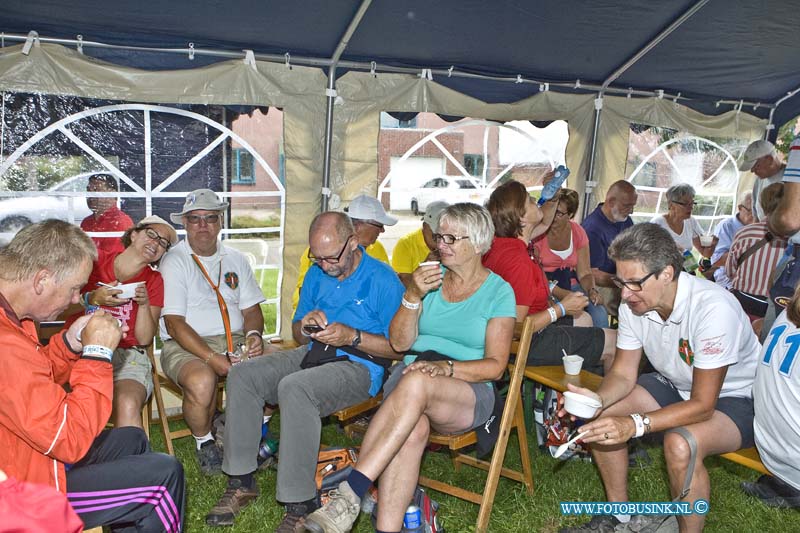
top-left (112, 346), bottom-right (154, 398)
top-left (160, 332), bottom-right (245, 385)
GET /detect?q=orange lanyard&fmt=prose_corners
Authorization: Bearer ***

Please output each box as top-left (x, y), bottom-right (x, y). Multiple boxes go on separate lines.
top-left (191, 254), bottom-right (234, 353)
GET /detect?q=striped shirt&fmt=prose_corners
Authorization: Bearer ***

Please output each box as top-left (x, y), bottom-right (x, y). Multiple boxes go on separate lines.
top-left (726, 222), bottom-right (787, 296)
top-left (786, 134), bottom-right (800, 183)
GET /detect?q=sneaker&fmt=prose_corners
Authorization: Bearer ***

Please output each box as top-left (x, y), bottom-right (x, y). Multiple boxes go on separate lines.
top-left (205, 478), bottom-right (259, 527)
top-left (304, 481), bottom-right (361, 533)
top-left (559, 515), bottom-right (621, 532)
top-left (742, 474), bottom-right (800, 508)
top-left (197, 440), bottom-right (224, 475)
top-left (616, 514), bottom-right (678, 532)
top-left (276, 511), bottom-right (307, 533)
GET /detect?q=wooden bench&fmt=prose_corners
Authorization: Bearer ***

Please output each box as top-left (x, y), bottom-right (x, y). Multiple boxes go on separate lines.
top-left (524, 365), bottom-right (770, 475)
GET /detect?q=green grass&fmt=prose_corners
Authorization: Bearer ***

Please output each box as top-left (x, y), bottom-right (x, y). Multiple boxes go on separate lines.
top-left (145, 413), bottom-right (800, 532)
top-left (257, 268), bottom-right (279, 335)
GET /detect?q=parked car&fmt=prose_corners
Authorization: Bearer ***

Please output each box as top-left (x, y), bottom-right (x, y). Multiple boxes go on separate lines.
top-left (410, 176), bottom-right (488, 215)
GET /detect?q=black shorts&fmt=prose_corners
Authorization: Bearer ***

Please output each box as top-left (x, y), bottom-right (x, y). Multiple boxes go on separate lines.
top-left (525, 325), bottom-right (606, 374)
top-left (638, 372), bottom-right (755, 448)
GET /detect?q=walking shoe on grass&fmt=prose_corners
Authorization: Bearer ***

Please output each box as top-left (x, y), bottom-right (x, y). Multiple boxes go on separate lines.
top-left (617, 514), bottom-right (678, 532)
top-left (742, 474), bottom-right (800, 508)
top-left (304, 480), bottom-right (361, 533)
top-left (205, 478), bottom-right (259, 526)
top-left (560, 515), bottom-right (621, 532)
top-left (196, 440), bottom-right (223, 475)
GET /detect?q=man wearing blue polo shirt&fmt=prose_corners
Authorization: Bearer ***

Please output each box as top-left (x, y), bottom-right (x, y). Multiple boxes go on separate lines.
top-left (205, 211), bottom-right (403, 530)
top-left (582, 180), bottom-right (637, 315)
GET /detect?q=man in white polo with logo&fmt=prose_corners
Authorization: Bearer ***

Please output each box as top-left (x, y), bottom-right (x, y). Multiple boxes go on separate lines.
top-left (159, 189), bottom-right (266, 474)
top-left (739, 140), bottom-right (785, 222)
top-left (561, 223), bottom-right (759, 533)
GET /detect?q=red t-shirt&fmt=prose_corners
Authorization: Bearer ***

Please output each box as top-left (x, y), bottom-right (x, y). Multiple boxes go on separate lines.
top-left (69, 249), bottom-right (164, 348)
top-left (482, 237), bottom-right (550, 314)
top-left (532, 220), bottom-right (589, 272)
top-left (80, 206), bottom-right (134, 255)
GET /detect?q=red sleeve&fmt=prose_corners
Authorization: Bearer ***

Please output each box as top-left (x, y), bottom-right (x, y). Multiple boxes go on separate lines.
top-left (147, 271), bottom-right (164, 308)
top-left (0, 477), bottom-right (83, 533)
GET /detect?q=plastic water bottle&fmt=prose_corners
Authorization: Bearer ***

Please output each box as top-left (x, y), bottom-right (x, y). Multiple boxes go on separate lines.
top-left (403, 505), bottom-right (423, 532)
top-left (537, 165), bottom-right (570, 206)
top-left (257, 423), bottom-right (278, 467)
top-left (682, 250), bottom-right (698, 274)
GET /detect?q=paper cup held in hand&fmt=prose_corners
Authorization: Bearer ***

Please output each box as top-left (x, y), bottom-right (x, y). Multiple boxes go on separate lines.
top-left (563, 391), bottom-right (602, 419)
top-left (115, 282), bottom-right (144, 299)
top-left (562, 354), bottom-right (584, 375)
top-left (699, 234), bottom-right (713, 247)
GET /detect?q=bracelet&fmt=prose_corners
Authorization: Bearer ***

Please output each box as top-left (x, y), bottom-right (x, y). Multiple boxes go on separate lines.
top-left (246, 330), bottom-right (262, 338)
top-left (630, 413), bottom-right (645, 438)
top-left (401, 296), bottom-right (421, 310)
top-left (204, 352), bottom-right (216, 365)
top-left (82, 292), bottom-right (92, 308)
top-left (547, 306), bottom-right (558, 323)
top-left (556, 301), bottom-right (566, 317)
top-left (447, 360), bottom-right (454, 377)
top-left (82, 344), bottom-right (113, 362)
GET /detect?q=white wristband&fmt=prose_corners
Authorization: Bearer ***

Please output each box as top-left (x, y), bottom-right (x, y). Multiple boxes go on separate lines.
top-left (246, 330), bottom-right (262, 338)
top-left (547, 306), bottom-right (558, 323)
top-left (82, 345), bottom-right (113, 362)
top-left (401, 296), bottom-right (421, 310)
top-left (630, 413), bottom-right (645, 438)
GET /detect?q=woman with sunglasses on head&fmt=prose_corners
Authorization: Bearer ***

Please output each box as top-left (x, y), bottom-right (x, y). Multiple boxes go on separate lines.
top-left (306, 203), bottom-right (517, 533)
top-left (532, 188), bottom-right (609, 328)
top-left (650, 183), bottom-right (715, 259)
top-left (67, 216), bottom-right (177, 428)
top-left (484, 181), bottom-right (616, 374)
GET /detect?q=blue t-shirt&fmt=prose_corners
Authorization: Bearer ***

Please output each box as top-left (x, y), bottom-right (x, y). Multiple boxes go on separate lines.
top-left (405, 271), bottom-right (516, 365)
top-left (711, 214), bottom-right (745, 288)
top-left (294, 247), bottom-right (404, 396)
top-left (581, 204), bottom-right (634, 275)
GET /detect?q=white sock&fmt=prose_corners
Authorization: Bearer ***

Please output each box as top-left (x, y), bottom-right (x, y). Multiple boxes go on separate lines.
top-left (262, 415), bottom-right (272, 425)
top-left (614, 514), bottom-right (631, 523)
top-left (194, 432), bottom-right (214, 450)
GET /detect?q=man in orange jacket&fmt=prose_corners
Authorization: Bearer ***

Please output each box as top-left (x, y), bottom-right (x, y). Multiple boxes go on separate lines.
top-left (0, 220), bottom-right (184, 532)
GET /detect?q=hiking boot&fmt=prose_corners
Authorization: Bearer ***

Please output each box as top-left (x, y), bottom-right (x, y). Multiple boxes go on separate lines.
top-left (616, 514), bottom-right (678, 532)
top-left (196, 440), bottom-right (224, 475)
top-left (205, 478), bottom-right (259, 527)
top-left (559, 515), bottom-right (621, 532)
top-left (742, 474), bottom-right (800, 508)
top-left (276, 511), bottom-right (307, 533)
top-left (304, 481), bottom-right (360, 533)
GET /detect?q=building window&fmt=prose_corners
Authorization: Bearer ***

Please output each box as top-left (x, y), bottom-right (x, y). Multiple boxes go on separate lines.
top-left (463, 154), bottom-right (485, 176)
top-left (380, 112), bottom-right (417, 129)
top-left (232, 149), bottom-right (255, 184)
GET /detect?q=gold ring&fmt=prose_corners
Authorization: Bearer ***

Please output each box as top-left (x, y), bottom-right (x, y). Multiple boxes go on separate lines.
top-left (604, 433), bottom-right (609, 439)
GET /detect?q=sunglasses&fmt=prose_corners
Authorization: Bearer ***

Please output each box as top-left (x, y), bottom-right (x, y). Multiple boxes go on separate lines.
top-left (185, 213), bottom-right (221, 225)
top-left (308, 235), bottom-right (353, 265)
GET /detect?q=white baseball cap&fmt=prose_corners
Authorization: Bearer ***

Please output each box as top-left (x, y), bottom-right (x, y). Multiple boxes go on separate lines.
top-left (422, 201), bottom-right (449, 232)
top-left (738, 140), bottom-right (777, 171)
top-left (347, 195), bottom-right (398, 226)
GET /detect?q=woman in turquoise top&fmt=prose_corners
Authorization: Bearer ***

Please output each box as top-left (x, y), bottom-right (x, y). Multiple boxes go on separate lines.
top-left (306, 203), bottom-right (516, 533)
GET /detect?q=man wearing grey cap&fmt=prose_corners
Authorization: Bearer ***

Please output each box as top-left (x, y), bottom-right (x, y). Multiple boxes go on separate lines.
top-left (391, 200), bottom-right (448, 287)
top-left (292, 194), bottom-right (397, 309)
top-left (739, 140), bottom-right (785, 221)
top-left (159, 189), bottom-right (266, 474)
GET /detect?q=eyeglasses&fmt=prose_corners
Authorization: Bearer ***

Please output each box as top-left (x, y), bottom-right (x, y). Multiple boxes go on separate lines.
top-left (432, 233), bottom-right (470, 245)
top-left (308, 235), bottom-right (353, 265)
top-left (670, 200), bottom-right (697, 207)
top-left (554, 209), bottom-right (568, 218)
top-left (185, 213), bottom-right (221, 225)
top-left (610, 270), bottom-right (660, 292)
top-left (142, 227), bottom-right (172, 251)
top-left (739, 205), bottom-right (752, 213)
top-left (363, 220), bottom-right (384, 230)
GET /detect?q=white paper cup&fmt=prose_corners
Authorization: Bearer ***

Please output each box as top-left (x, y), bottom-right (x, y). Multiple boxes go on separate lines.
top-left (562, 354), bottom-right (584, 375)
top-left (563, 391), bottom-right (602, 419)
top-left (418, 260), bottom-right (440, 267)
top-left (115, 282), bottom-right (144, 299)
top-left (700, 234), bottom-right (713, 247)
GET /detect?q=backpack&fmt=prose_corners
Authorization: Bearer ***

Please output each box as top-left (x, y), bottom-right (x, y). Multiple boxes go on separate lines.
top-left (315, 447), bottom-right (358, 506)
top-left (770, 244), bottom-right (800, 314)
top-left (371, 486), bottom-right (444, 533)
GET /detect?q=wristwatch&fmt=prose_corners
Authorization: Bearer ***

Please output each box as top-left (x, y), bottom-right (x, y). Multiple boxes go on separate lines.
top-left (642, 414), bottom-right (652, 434)
top-left (352, 329), bottom-right (362, 348)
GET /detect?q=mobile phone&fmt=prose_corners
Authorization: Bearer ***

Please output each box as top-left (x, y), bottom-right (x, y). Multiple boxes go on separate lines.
top-left (303, 323), bottom-right (324, 334)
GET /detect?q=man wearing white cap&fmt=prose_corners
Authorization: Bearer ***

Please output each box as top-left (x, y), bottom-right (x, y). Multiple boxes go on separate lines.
top-left (292, 194), bottom-right (397, 309)
top-left (391, 200), bottom-right (448, 287)
top-left (159, 189), bottom-right (266, 474)
top-left (739, 140), bottom-right (785, 221)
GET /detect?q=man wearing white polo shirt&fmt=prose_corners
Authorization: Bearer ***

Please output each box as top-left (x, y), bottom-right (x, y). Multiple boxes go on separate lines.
top-left (160, 189), bottom-right (266, 474)
top-left (562, 223), bottom-right (759, 533)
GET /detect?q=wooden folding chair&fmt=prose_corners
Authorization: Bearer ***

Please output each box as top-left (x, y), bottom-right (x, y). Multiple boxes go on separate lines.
top-left (331, 394), bottom-right (383, 439)
top-left (417, 315), bottom-right (537, 532)
top-left (146, 346), bottom-right (225, 455)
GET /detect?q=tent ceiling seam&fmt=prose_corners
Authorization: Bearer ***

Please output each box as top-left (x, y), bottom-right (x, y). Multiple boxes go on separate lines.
top-left (0, 31), bottom-right (773, 111)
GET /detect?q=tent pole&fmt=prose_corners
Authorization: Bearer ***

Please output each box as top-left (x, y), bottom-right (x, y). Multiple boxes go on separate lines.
top-left (583, 94), bottom-right (603, 219)
top-left (321, 0), bottom-right (373, 211)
